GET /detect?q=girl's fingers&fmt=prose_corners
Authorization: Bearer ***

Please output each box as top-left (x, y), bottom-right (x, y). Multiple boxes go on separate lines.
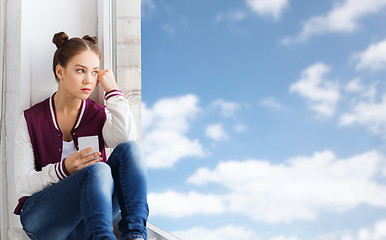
top-left (81, 151), bottom-right (102, 163)
top-left (82, 157), bottom-right (103, 168)
top-left (98, 69), bottom-right (109, 77)
top-left (68, 147), bottom-right (93, 160)
top-left (79, 147), bottom-right (94, 156)
top-left (66, 149), bottom-right (102, 174)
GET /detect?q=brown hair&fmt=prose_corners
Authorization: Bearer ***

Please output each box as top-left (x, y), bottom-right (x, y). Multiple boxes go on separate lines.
top-left (52, 32), bottom-right (101, 81)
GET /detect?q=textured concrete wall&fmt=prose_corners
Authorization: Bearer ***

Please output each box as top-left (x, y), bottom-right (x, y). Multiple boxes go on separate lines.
top-left (3, 0), bottom-right (24, 238)
top-left (0, 1), bottom-right (4, 235)
top-left (116, 0), bottom-right (142, 141)
top-left (0, 0), bottom-right (8, 238)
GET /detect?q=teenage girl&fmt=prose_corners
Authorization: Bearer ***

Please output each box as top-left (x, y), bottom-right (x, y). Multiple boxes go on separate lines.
top-left (13, 32), bottom-right (149, 240)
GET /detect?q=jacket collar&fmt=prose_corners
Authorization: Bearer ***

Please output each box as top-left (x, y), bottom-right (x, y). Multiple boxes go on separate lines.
top-left (49, 92), bottom-right (86, 131)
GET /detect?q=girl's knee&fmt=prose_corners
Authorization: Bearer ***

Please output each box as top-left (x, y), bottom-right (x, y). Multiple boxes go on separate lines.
top-left (114, 141), bottom-right (146, 171)
top-left (86, 162), bottom-right (112, 180)
top-left (116, 140), bottom-right (141, 153)
top-left (84, 162), bottom-right (114, 194)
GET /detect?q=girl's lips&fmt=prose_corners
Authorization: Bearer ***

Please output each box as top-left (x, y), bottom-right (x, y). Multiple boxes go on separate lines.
top-left (81, 88), bottom-right (91, 94)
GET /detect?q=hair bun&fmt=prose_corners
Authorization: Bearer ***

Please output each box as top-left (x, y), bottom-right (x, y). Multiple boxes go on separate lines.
top-left (82, 35), bottom-right (98, 44)
top-left (52, 32), bottom-right (69, 48)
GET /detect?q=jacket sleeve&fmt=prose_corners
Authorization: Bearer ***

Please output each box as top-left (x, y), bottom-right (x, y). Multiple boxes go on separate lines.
top-left (14, 114), bottom-right (68, 196)
top-left (102, 90), bottom-right (138, 148)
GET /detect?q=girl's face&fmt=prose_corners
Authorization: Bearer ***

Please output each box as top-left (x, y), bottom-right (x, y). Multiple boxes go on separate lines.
top-left (57, 50), bottom-right (100, 100)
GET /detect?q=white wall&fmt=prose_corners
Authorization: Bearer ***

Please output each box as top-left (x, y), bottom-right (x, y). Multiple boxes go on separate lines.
top-left (21, 0), bottom-right (98, 106)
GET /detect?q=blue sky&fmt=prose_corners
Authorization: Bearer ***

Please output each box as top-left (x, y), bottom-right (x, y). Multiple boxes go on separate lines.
top-left (141, 0), bottom-right (386, 239)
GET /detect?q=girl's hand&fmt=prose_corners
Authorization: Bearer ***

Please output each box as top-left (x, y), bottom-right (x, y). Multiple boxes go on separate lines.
top-left (64, 147), bottom-right (102, 175)
top-left (97, 69), bottom-right (119, 92)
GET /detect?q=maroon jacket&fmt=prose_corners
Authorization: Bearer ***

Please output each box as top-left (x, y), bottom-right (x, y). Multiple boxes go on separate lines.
top-left (14, 92), bottom-right (117, 214)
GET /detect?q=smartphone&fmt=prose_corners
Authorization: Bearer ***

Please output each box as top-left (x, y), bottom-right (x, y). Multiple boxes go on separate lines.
top-left (78, 135), bottom-right (99, 157)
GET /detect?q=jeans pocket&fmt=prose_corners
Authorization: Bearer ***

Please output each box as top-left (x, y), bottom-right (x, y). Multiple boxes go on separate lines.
top-left (23, 228), bottom-right (39, 240)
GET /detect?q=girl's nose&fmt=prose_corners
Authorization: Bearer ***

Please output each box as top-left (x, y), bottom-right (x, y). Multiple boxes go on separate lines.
top-left (83, 73), bottom-right (94, 84)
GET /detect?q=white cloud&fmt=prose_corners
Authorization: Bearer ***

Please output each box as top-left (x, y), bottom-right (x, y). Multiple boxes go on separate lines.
top-left (354, 39), bottom-right (386, 71)
top-left (205, 123), bottom-right (229, 141)
top-left (185, 150), bottom-right (386, 223)
top-left (149, 150), bottom-right (386, 223)
top-left (148, 191), bottom-right (226, 218)
top-left (246, 0), bottom-right (289, 20)
top-left (339, 94), bottom-right (386, 135)
top-left (172, 225), bottom-right (259, 240)
top-left (345, 78), bottom-right (364, 93)
top-left (259, 97), bottom-right (283, 110)
top-left (142, 95), bottom-right (204, 168)
top-left (361, 82), bottom-right (378, 101)
top-left (290, 63), bottom-right (340, 117)
top-left (212, 99), bottom-right (241, 117)
top-left (282, 0), bottom-right (386, 44)
top-left (317, 219), bottom-right (386, 240)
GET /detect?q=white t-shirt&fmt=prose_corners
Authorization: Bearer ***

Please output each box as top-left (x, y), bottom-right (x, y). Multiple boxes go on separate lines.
top-left (61, 141), bottom-right (77, 161)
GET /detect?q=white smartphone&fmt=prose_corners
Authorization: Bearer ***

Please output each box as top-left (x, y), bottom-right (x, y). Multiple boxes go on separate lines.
top-left (78, 135), bottom-right (99, 157)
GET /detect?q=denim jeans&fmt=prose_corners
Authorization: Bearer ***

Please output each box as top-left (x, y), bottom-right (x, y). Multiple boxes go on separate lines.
top-left (20, 141), bottom-right (149, 240)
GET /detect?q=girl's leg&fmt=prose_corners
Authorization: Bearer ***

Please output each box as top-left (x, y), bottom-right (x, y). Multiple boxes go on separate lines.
top-left (66, 181), bottom-right (121, 240)
top-left (21, 162), bottom-right (116, 240)
top-left (107, 141), bottom-right (149, 240)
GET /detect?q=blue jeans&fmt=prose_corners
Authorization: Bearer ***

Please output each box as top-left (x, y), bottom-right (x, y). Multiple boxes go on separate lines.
top-left (20, 141), bottom-right (149, 240)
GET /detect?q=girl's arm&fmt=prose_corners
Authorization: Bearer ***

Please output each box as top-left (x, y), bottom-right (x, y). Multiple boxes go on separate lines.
top-left (14, 115), bottom-right (68, 196)
top-left (98, 70), bottom-right (138, 148)
top-left (102, 90), bottom-right (138, 148)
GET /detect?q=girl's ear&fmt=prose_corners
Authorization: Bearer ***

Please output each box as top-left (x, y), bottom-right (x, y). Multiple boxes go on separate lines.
top-left (56, 65), bottom-right (64, 80)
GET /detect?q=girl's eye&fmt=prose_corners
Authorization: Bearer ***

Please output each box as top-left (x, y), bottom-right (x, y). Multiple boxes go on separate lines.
top-left (92, 71), bottom-right (98, 76)
top-left (77, 69), bottom-right (85, 73)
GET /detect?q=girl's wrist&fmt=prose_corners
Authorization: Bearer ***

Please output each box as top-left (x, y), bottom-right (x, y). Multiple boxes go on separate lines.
top-left (102, 81), bottom-right (119, 93)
